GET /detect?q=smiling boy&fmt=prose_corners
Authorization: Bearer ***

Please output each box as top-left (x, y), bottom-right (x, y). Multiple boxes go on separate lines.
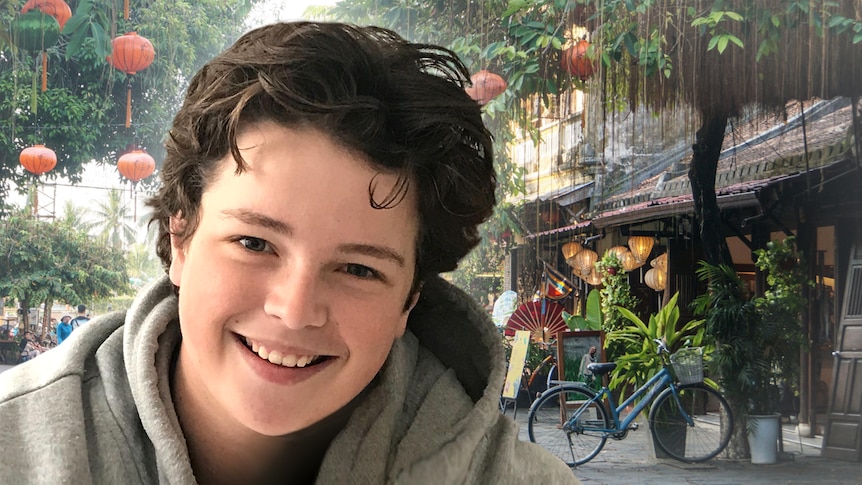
top-left (0, 22), bottom-right (578, 484)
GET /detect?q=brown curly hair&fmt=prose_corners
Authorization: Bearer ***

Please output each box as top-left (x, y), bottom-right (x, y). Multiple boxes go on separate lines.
top-left (148, 22), bottom-right (496, 296)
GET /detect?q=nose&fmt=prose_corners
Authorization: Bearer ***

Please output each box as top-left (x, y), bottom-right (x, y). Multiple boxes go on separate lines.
top-left (263, 263), bottom-right (327, 329)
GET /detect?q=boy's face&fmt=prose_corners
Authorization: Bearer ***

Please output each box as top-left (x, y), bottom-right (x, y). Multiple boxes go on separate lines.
top-left (169, 122), bottom-right (419, 436)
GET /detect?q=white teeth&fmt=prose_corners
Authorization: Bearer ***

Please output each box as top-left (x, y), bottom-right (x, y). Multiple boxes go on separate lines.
top-left (246, 337), bottom-right (318, 368)
top-left (268, 350), bottom-right (283, 365)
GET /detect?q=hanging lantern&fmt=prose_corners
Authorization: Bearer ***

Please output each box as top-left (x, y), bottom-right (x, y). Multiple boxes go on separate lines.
top-left (22, 0), bottom-right (72, 31)
top-left (585, 270), bottom-right (603, 286)
top-left (651, 252), bottom-right (668, 271)
top-left (620, 250), bottom-right (640, 272)
top-left (107, 32), bottom-right (156, 128)
top-left (644, 267), bottom-right (667, 292)
top-left (561, 241), bottom-right (582, 260)
top-left (12, 10), bottom-right (60, 97)
top-left (20, 144), bottom-right (57, 175)
top-left (118, 149), bottom-right (155, 182)
top-left (561, 39), bottom-right (595, 81)
top-left (465, 70), bottom-right (506, 105)
top-left (572, 248), bottom-right (598, 276)
top-left (628, 235), bottom-right (654, 263)
top-left (605, 245), bottom-right (629, 261)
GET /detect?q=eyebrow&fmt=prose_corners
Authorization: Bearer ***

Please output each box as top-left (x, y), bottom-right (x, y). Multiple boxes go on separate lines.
top-left (338, 243), bottom-right (406, 268)
top-left (221, 209), bottom-right (293, 235)
top-left (221, 209), bottom-right (406, 267)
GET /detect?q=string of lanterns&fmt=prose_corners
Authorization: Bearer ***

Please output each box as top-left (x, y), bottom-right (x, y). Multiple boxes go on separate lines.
top-left (16, 1), bottom-right (156, 187)
top-left (561, 235), bottom-right (668, 291)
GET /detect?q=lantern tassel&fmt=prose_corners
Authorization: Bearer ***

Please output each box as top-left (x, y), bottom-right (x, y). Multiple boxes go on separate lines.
top-left (124, 0), bottom-right (129, 20)
top-left (41, 51), bottom-right (47, 92)
top-left (31, 67), bottom-right (38, 115)
top-left (125, 86), bottom-right (132, 128)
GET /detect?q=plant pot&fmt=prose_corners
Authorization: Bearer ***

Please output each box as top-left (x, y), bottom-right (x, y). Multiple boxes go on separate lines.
top-left (747, 414), bottom-right (780, 464)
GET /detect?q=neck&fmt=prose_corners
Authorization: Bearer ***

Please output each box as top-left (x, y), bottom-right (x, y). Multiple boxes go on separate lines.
top-left (171, 349), bottom-right (359, 485)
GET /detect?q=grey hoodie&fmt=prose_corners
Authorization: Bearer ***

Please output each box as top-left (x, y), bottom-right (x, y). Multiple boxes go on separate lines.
top-left (0, 276), bottom-right (578, 484)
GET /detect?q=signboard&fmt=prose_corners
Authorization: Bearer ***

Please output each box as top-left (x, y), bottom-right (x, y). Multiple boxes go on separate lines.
top-left (557, 330), bottom-right (604, 386)
top-left (502, 330), bottom-right (531, 399)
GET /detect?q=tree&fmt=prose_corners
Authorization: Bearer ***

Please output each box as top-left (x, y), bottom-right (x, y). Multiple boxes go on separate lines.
top-left (0, 209), bottom-right (129, 340)
top-left (0, 0), bottom-right (260, 210)
top-left (92, 188), bottom-right (135, 249)
top-left (58, 199), bottom-right (95, 233)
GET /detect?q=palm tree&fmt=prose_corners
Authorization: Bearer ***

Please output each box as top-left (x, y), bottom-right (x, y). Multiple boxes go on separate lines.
top-left (92, 189), bottom-right (136, 250)
top-left (58, 200), bottom-right (96, 233)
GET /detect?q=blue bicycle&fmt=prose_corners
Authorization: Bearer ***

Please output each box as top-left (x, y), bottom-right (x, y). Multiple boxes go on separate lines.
top-left (527, 339), bottom-right (733, 466)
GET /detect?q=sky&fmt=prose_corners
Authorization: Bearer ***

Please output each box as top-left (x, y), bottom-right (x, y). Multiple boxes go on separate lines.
top-left (10, 1), bottom-right (338, 242)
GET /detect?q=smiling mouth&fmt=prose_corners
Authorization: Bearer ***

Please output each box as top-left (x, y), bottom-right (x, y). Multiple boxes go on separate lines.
top-left (241, 336), bottom-right (329, 368)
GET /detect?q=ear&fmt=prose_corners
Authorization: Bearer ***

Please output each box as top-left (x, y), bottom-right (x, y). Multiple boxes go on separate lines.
top-left (395, 290), bottom-right (421, 338)
top-left (168, 216), bottom-right (187, 287)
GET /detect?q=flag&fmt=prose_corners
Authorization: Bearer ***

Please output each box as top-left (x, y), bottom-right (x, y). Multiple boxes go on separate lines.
top-left (543, 264), bottom-right (574, 300)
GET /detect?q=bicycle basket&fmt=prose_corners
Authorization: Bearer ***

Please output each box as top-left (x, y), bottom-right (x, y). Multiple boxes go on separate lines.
top-left (670, 347), bottom-right (703, 385)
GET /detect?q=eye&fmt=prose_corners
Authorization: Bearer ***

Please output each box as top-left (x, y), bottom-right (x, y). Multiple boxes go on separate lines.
top-left (237, 236), bottom-right (271, 253)
top-left (344, 263), bottom-right (380, 280)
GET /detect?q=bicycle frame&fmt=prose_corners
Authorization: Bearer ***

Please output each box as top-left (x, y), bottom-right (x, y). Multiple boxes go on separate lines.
top-left (574, 364), bottom-right (694, 434)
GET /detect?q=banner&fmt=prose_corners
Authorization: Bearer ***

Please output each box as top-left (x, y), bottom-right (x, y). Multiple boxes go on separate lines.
top-left (543, 263), bottom-right (574, 300)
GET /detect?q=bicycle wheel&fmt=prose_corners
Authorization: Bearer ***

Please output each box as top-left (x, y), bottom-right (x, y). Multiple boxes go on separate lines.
top-left (527, 385), bottom-right (609, 467)
top-left (649, 383), bottom-right (734, 462)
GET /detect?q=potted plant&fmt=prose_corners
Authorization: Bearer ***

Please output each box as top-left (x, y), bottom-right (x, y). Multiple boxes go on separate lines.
top-left (693, 238), bottom-right (809, 463)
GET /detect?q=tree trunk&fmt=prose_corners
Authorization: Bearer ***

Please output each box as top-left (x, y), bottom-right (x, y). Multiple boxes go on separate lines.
top-left (40, 297), bottom-right (52, 344)
top-left (688, 112), bottom-right (733, 266)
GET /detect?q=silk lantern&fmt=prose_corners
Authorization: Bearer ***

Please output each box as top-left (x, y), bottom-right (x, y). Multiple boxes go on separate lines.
top-left (107, 32), bottom-right (155, 128)
top-left (20, 144), bottom-right (57, 175)
top-left (561, 39), bottom-right (595, 81)
top-left (465, 70), bottom-right (506, 105)
top-left (118, 149), bottom-right (155, 182)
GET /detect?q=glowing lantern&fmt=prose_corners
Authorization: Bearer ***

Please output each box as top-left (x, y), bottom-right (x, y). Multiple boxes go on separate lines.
top-left (628, 235), bottom-right (654, 263)
top-left (465, 70), bottom-right (506, 105)
top-left (572, 248), bottom-right (598, 276)
top-left (645, 267), bottom-right (667, 291)
top-left (20, 144), bottom-right (57, 175)
top-left (605, 245), bottom-right (629, 261)
top-left (620, 251), bottom-right (640, 272)
top-left (107, 32), bottom-right (156, 128)
top-left (22, 0), bottom-right (71, 31)
top-left (118, 149), bottom-right (155, 182)
top-left (651, 252), bottom-right (668, 271)
top-left (561, 241), bottom-right (582, 260)
top-left (585, 270), bottom-right (603, 286)
top-left (561, 39), bottom-right (595, 81)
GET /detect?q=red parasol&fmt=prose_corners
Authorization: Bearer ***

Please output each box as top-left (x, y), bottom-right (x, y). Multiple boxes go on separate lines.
top-left (505, 300), bottom-right (568, 341)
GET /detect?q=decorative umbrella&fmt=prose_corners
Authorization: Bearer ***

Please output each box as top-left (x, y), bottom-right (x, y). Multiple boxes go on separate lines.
top-left (505, 300), bottom-right (567, 341)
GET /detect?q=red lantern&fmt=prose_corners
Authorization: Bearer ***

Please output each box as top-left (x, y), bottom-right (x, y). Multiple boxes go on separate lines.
top-left (107, 32), bottom-right (155, 128)
top-left (22, 0), bottom-right (71, 31)
top-left (20, 144), bottom-right (57, 175)
top-left (118, 149), bottom-right (155, 182)
top-left (561, 39), bottom-right (595, 81)
top-left (465, 70), bottom-right (506, 105)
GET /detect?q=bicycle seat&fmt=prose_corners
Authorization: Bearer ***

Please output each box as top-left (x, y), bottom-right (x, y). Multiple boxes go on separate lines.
top-left (586, 362), bottom-right (616, 376)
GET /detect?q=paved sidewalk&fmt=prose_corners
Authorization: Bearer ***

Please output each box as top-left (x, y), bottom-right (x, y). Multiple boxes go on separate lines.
top-left (508, 406), bottom-right (862, 484)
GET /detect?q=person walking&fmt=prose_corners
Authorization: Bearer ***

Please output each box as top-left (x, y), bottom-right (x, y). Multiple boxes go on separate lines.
top-left (69, 305), bottom-right (89, 330)
top-left (56, 315), bottom-right (73, 345)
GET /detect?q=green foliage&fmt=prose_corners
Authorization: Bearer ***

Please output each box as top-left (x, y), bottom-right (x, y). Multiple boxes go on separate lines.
top-left (692, 251), bottom-right (809, 419)
top-left (595, 252), bottom-right (639, 332)
top-left (752, 236), bottom-right (811, 392)
top-left (0, 1), bottom-right (261, 210)
top-left (0, 210), bottom-right (130, 329)
top-left (607, 292), bottom-right (709, 399)
top-left (562, 288), bottom-right (602, 330)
